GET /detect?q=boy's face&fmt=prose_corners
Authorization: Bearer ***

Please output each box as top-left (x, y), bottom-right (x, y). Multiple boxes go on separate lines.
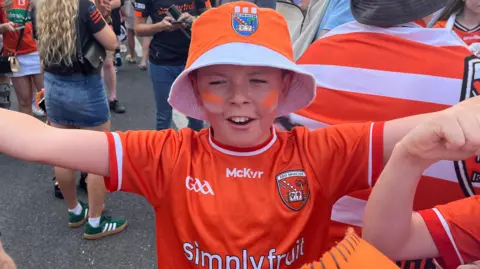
top-left (192, 64), bottom-right (291, 147)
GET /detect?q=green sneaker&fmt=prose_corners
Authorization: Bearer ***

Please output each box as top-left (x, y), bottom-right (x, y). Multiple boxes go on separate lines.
top-left (68, 201), bottom-right (89, 228)
top-left (83, 216), bottom-right (127, 240)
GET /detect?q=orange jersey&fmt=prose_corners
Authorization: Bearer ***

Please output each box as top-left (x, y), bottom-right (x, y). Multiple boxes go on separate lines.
top-left (419, 196), bottom-right (480, 269)
top-left (0, 0), bottom-right (37, 55)
top-left (436, 20), bottom-right (480, 46)
top-left (103, 124), bottom-right (383, 268)
top-left (293, 21), bottom-right (479, 251)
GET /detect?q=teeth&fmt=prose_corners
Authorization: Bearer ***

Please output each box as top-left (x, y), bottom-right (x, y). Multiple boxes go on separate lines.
top-left (230, 116), bottom-right (250, 123)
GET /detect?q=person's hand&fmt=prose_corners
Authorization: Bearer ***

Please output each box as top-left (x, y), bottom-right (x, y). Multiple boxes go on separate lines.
top-left (0, 240), bottom-right (17, 269)
top-left (177, 12), bottom-right (194, 24)
top-left (0, 22), bottom-right (15, 33)
top-left (158, 16), bottom-right (185, 32)
top-left (97, 0), bottom-right (112, 16)
top-left (458, 261), bottom-right (480, 269)
top-left (397, 96), bottom-right (480, 166)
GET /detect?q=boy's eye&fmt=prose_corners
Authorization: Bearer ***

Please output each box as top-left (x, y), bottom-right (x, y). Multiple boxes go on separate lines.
top-left (250, 79), bottom-right (267, 84)
top-left (209, 80), bottom-right (226, 85)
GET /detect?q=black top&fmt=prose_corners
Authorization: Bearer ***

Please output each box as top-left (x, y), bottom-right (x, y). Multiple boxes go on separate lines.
top-left (43, 0), bottom-right (107, 75)
top-left (134, 0), bottom-right (207, 66)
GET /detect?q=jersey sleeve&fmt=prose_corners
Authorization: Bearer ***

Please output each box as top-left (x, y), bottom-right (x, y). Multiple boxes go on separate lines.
top-left (83, 1), bottom-right (107, 34)
top-left (134, 0), bottom-right (151, 18)
top-left (305, 122), bottom-right (384, 202)
top-left (103, 129), bottom-right (183, 206)
top-left (418, 196), bottom-right (480, 269)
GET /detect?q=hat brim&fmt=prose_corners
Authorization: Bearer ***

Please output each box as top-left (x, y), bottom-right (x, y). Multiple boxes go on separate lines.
top-left (168, 42), bottom-right (316, 121)
top-left (350, 0), bottom-right (450, 27)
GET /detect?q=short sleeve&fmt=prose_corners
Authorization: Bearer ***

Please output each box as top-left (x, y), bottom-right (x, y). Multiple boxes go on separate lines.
top-left (304, 122), bottom-right (384, 202)
top-left (104, 129), bottom-right (184, 206)
top-left (134, 0), bottom-right (151, 18)
top-left (82, 0), bottom-right (107, 34)
top-left (418, 196), bottom-right (480, 269)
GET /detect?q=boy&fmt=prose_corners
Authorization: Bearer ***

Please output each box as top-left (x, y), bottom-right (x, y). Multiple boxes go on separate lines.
top-left (1, 2), bottom-right (480, 267)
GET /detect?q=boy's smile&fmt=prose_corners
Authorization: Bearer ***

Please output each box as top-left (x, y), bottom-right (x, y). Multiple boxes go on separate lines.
top-left (191, 64), bottom-right (291, 148)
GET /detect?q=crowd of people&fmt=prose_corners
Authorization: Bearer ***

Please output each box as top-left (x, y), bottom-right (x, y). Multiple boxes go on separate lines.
top-left (0, 0), bottom-right (480, 268)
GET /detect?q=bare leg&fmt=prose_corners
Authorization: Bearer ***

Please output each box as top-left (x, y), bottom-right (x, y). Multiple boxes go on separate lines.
top-left (11, 76), bottom-right (33, 115)
top-left (127, 28), bottom-right (136, 61)
top-left (103, 56), bottom-right (117, 102)
top-left (140, 36), bottom-right (151, 68)
top-left (49, 122), bottom-right (77, 210)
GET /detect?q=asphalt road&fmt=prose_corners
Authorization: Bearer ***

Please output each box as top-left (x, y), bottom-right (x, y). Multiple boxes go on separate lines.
top-left (0, 60), bottom-right (190, 268)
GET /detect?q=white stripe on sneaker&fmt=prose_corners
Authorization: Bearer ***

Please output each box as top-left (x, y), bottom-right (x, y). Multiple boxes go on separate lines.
top-left (112, 223), bottom-right (117, 230)
top-left (102, 223), bottom-right (109, 233)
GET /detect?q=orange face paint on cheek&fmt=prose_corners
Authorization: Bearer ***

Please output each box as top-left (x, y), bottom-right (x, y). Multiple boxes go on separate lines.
top-left (201, 91), bottom-right (224, 113)
top-left (262, 90), bottom-right (279, 112)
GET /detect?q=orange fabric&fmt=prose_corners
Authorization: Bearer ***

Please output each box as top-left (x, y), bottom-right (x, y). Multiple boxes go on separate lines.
top-left (0, 0), bottom-right (37, 55)
top-left (103, 123), bottom-right (384, 268)
top-left (419, 196), bottom-right (480, 269)
top-left (436, 20), bottom-right (480, 46)
top-left (295, 24), bottom-right (478, 253)
top-left (299, 231), bottom-right (399, 269)
top-left (187, 2), bottom-right (292, 68)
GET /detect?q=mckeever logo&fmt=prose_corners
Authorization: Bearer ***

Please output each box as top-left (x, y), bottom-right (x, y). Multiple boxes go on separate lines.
top-left (226, 168), bottom-right (263, 179)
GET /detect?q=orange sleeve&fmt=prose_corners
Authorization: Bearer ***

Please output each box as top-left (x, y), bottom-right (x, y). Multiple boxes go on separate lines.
top-left (304, 122), bottom-right (384, 201)
top-left (103, 129), bottom-right (184, 205)
top-left (419, 196), bottom-right (480, 269)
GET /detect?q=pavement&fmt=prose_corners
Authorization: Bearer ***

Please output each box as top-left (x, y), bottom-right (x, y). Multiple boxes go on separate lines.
top-left (0, 56), bottom-right (190, 268)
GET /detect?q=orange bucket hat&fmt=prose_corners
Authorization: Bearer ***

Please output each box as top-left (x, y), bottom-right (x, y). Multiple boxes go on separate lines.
top-left (168, 1), bottom-right (316, 121)
top-left (299, 230), bottom-right (400, 269)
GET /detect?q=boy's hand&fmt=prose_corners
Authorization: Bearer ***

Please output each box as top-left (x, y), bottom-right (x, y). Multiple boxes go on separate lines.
top-left (397, 96), bottom-right (480, 166)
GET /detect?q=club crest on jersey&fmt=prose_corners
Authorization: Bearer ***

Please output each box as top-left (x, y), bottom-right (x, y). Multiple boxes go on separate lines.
top-left (232, 6), bottom-right (258, 37)
top-left (456, 55), bottom-right (480, 197)
top-left (276, 170), bottom-right (310, 211)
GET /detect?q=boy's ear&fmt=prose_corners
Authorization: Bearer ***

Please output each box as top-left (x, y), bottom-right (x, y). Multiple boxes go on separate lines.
top-left (281, 71), bottom-right (293, 96)
top-left (189, 72), bottom-right (202, 104)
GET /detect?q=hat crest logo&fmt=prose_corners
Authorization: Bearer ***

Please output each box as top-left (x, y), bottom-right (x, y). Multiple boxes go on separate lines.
top-left (232, 6), bottom-right (258, 37)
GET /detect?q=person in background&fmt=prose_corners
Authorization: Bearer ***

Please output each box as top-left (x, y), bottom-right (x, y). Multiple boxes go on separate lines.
top-left (124, 0), bottom-right (137, 64)
top-left (314, 0), bottom-right (353, 39)
top-left (283, 0), bottom-right (477, 268)
top-left (133, 0), bottom-right (207, 130)
top-left (436, 0), bottom-right (480, 55)
top-left (36, 0), bottom-right (127, 239)
top-left (363, 131), bottom-right (480, 268)
top-left (99, 0), bottom-right (126, 114)
top-left (0, 0), bottom-right (43, 116)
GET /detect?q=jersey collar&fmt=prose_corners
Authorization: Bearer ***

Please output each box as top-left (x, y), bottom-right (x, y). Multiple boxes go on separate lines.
top-left (208, 127), bottom-right (277, 156)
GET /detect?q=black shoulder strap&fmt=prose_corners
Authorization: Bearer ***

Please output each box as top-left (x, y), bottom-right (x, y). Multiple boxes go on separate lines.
top-left (76, 0), bottom-right (84, 63)
top-left (14, 0), bottom-right (30, 54)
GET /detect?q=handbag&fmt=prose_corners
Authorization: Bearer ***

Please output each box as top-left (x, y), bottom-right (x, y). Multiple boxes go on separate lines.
top-left (76, 0), bottom-right (106, 74)
top-left (0, 1), bottom-right (30, 74)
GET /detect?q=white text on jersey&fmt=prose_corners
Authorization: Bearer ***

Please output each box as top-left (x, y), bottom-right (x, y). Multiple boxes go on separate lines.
top-left (183, 238), bottom-right (305, 268)
top-left (185, 176), bottom-right (214, 195)
top-left (226, 168), bottom-right (264, 179)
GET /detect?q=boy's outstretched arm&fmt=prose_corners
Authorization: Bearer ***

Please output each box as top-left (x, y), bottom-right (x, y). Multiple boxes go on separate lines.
top-left (363, 97), bottom-right (480, 260)
top-left (0, 109), bottom-right (110, 177)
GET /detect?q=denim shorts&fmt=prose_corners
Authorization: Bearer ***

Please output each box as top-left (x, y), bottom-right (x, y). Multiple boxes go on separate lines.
top-left (44, 72), bottom-right (110, 127)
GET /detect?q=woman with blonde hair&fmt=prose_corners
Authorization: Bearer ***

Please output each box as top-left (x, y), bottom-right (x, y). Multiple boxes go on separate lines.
top-left (35, 0), bottom-right (127, 239)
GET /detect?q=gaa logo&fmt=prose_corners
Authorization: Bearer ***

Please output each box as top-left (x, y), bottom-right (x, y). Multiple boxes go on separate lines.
top-left (455, 56), bottom-right (480, 196)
